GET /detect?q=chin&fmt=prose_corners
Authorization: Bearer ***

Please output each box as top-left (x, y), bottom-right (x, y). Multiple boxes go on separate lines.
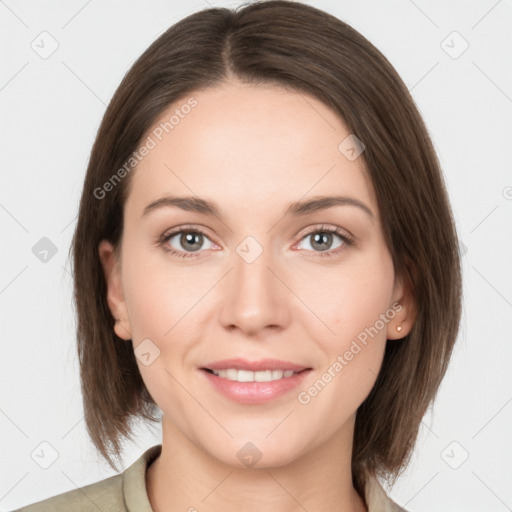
top-left (204, 436), bottom-right (304, 471)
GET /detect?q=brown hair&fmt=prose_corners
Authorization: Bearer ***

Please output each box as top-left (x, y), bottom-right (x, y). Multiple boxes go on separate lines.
top-left (69, 0), bottom-right (462, 498)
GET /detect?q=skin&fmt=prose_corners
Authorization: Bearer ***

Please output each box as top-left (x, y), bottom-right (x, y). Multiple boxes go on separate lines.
top-left (99, 79), bottom-right (415, 512)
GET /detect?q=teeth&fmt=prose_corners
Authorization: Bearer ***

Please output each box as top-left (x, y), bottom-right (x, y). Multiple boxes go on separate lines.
top-left (210, 369), bottom-right (298, 382)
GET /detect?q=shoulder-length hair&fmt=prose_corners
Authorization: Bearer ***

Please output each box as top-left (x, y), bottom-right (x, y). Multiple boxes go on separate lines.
top-left (69, 0), bottom-right (462, 495)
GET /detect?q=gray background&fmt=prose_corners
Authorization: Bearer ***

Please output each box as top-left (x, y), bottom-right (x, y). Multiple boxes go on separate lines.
top-left (1, 0), bottom-right (511, 510)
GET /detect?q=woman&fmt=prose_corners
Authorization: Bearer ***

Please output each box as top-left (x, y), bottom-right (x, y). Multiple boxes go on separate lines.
top-left (16, 1), bottom-right (462, 510)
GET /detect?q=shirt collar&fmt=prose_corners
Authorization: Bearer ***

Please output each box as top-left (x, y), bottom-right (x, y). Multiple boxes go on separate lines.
top-left (123, 444), bottom-right (161, 511)
top-left (364, 474), bottom-right (407, 511)
top-left (123, 444), bottom-right (405, 512)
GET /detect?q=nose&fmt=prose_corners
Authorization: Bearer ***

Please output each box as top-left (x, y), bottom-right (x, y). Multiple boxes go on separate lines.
top-left (218, 243), bottom-right (290, 337)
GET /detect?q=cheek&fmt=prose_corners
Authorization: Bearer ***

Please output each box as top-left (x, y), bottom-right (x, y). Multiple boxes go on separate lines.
top-left (121, 247), bottom-right (210, 340)
top-left (316, 255), bottom-right (395, 402)
top-left (293, 253), bottom-right (395, 405)
top-left (299, 252), bottom-right (395, 344)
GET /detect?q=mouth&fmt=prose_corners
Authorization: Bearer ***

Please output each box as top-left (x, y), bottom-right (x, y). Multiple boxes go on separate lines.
top-left (202, 367), bottom-right (310, 382)
top-left (199, 359), bottom-right (313, 404)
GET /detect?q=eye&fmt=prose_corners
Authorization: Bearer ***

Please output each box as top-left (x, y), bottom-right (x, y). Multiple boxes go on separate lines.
top-left (158, 224), bottom-right (354, 260)
top-left (159, 225), bottom-right (216, 259)
top-left (296, 225), bottom-right (354, 258)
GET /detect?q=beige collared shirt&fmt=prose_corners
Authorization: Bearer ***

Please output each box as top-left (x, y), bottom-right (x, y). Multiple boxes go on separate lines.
top-left (16, 444), bottom-right (407, 511)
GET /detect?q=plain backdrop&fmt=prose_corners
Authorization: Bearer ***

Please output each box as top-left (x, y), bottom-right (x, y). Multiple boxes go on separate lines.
top-left (1, 1), bottom-right (511, 510)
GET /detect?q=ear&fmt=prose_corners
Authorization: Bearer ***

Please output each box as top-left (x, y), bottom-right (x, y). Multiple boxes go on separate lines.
top-left (386, 271), bottom-right (416, 340)
top-left (98, 239), bottom-right (132, 340)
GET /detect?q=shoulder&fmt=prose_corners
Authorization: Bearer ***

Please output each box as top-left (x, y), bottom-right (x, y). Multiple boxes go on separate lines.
top-left (365, 475), bottom-right (409, 512)
top-left (13, 444), bottom-right (162, 512)
top-left (13, 473), bottom-right (123, 511)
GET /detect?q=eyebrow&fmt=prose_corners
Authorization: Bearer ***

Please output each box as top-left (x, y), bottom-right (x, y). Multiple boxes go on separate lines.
top-left (142, 195), bottom-right (375, 220)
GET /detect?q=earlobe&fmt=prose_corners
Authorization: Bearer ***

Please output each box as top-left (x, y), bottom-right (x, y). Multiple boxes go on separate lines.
top-left (387, 321), bottom-right (407, 340)
top-left (98, 240), bottom-right (132, 340)
top-left (386, 273), bottom-right (416, 340)
top-left (114, 318), bottom-right (132, 340)
top-left (386, 305), bottom-right (413, 340)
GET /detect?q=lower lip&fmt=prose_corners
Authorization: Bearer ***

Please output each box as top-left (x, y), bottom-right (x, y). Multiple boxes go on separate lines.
top-left (201, 369), bottom-right (312, 405)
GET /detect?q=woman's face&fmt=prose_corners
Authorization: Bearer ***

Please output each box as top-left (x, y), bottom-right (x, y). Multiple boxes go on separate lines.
top-left (100, 80), bottom-right (411, 468)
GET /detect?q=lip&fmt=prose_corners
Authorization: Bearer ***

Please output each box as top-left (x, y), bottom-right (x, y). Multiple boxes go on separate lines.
top-left (200, 358), bottom-right (312, 405)
top-left (203, 358), bottom-right (309, 372)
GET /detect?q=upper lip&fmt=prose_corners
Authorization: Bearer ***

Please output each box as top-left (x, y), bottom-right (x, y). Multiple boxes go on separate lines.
top-left (203, 358), bottom-right (311, 372)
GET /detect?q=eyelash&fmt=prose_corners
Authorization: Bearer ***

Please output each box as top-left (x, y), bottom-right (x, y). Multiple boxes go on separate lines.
top-left (158, 224), bottom-right (354, 260)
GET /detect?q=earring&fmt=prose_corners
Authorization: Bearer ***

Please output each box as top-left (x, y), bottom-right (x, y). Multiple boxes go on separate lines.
top-left (396, 325), bottom-right (403, 332)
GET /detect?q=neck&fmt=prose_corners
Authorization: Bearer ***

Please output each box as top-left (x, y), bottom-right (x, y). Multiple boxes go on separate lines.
top-left (146, 415), bottom-right (367, 512)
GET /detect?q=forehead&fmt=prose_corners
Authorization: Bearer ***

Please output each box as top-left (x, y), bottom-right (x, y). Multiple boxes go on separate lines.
top-left (125, 81), bottom-right (377, 222)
